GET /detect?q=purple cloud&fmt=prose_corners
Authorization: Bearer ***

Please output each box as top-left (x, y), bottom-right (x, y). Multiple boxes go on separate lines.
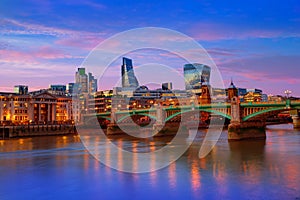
top-left (189, 22), bottom-right (299, 41)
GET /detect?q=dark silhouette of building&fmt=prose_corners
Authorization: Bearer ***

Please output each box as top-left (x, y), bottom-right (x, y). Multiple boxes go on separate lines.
top-left (14, 85), bottom-right (28, 95)
top-left (162, 82), bottom-right (173, 90)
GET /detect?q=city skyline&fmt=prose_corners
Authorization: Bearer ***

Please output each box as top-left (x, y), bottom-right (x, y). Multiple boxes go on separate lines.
top-left (0, 0), bottom-right (300, 96)
top-left (0, 58), bottom-right (297, 99)
top-left (1, 2), bottom-right (300, 199)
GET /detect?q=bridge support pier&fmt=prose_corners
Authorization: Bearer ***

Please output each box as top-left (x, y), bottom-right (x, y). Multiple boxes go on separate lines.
top-left (228, 121), bottom-right (266, 141)
top-left (292, 116), bottom-right (300, 129)
top-left (106, 109), bottom-right (123, 135)
top-left (106, 123), bottom-right (122, 135)
top-left (228, 97), bottom-right (266, 141)
top-left (152, 104), bottom-right (168, 136)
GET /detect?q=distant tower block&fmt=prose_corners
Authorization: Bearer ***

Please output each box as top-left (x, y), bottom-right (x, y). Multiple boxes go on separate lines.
top-left (121, 57), bottom-right (139, 88)
top-left (75, 68), bottom-right (88, 93)
top-left (183, 63), bottom-right (211, 95)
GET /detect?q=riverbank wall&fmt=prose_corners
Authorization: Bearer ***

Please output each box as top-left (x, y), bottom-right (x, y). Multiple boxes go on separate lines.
top-left (0, 124), bottom-right (76, 139)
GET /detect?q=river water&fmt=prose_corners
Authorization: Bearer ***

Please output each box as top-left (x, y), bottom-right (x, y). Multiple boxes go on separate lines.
top-left (0, 124), bottom-right (299, 200)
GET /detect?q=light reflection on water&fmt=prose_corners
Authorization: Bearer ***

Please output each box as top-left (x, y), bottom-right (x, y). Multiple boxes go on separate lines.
top-left (0, 124), bottom-right (300, 200)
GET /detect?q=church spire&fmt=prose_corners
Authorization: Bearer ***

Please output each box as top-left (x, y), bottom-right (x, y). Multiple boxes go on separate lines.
top-left (229, 78), bottom-right (236, 89)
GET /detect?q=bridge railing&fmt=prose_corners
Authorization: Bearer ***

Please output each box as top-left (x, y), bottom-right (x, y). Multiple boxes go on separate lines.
top-left (291, 100), bottom-right (300, 104)
top-left (241, 101), bottom-right (286, 106)
top-left (91, 100), bottom-right (299, 115)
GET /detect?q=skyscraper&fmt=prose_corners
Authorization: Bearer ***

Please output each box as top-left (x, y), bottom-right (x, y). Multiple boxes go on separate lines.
top-left (121, 57), bottom-right (139, 88)
top-left (75, 68), bottom-right (88, 93)
top-left (66, 83), bottom-right (75, 96)
top-left (183, 63), bottom-right (211, 94)
top-left (88, 72), bottom-right (97, 94)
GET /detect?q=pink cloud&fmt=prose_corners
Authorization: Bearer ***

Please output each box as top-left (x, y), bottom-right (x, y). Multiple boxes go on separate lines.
top-left (0, 49), bottom-right (37, 64)
top-left (217, 55), bottom-right (300, 96)
top-left (189, 22), bottom-right (298, 41)
top-left (207, 48), bottom-right (236, 56)
top-left (32, 46), bottom-right (81, 59)
top-left (1, 18), bottom-right (106, 44)
top-left (1, 18), bottom-right (74, 37)
top-left (0, 46), bottom-right (81, 64)
top-left (55, 35), bottom-right (104, 50)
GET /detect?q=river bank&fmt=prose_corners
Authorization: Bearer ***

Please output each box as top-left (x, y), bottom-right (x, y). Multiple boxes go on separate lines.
top-left (0, 124), bottom-right (76, 139)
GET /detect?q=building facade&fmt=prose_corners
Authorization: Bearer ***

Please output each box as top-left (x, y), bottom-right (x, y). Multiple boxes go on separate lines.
top-left (121, 57), bottom-right (139, 88)
top-left (88, 72), bottom-right (97, 94)
top-left (162, 82), bottom-right (173, 90)
top-left (14, 85), bottom-right (28, 95)
top-left (75, 68), bottom-right (88, 93)
top-left (183, 63), bottom-right (211, 95)
top-left (49, 84), bottom-right (67, 96)
top-left (66, 83), bottom-right (75, 96)
top-left (0, 91), bottom-right (73, 125)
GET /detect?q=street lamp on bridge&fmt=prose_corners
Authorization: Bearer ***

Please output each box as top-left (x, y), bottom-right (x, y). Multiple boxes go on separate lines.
top-left (284, 90), bottom-right (292, 99)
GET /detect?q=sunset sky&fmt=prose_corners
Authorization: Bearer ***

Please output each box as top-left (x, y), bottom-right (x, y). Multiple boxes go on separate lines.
top-left (1, 0), bottom-right (300, 96)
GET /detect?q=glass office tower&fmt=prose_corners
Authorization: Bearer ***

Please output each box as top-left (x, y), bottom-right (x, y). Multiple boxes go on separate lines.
top-left (75, 68), bottom-right (88, 93)
top-left (184, 63), bottom-right (211, 93)
top-left (121, 57), bottom-right (139, 88)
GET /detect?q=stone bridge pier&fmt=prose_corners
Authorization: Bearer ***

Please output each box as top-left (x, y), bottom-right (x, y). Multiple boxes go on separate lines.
top-left (153, 104), bottom-right (165, 131)
top-left (228, 97), bottom-right (266, 141)
top-left (106, 108), bottom-right (120, 135)
top-left (292, 110), bottom-right (300, 128)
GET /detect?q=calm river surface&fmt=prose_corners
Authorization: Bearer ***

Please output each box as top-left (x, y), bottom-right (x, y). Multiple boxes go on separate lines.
top-left (0, 124), bottom-right (300, 200)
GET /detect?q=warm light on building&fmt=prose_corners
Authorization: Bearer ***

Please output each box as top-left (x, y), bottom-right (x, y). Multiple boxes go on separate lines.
top-left (0, 91), bottom-right (74, 125)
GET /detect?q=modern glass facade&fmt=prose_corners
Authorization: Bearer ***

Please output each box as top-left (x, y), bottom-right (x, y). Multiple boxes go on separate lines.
top-left (88, 72), bottom-right (97, 94)
top-left (183, 63), bottom-right (211, 92)
top-left (66, 83), bottom-right (75, 95)
top-left (121, 57), bottom-right (139, 88)
top-left (75, 68), bottom-right (88, 93)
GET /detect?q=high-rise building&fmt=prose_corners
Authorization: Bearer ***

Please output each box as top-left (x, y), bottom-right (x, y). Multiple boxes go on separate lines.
top-left (183, 63), bottom-right (211, 95)
top-left (162, 82), bottom-right (173, 90)
top-left (121, 57), bottom-right (139, 88)
top-left (66, 83), bottom-right (75, 96)
top-left (14, 85), bottom-right (28, 95)
top-left (75, 68), bottom-right (88, 93)
top-left (88, 72), bottom-right (97, 94)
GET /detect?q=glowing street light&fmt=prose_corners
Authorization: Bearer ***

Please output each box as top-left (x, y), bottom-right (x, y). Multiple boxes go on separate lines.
top-left (284, 90), bottom-right (292, 99)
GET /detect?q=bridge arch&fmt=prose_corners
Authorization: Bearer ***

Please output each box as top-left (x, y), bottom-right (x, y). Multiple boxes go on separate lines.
top-left (116, 113), bottom-right (157, 123)
top-left (242, 107), bottom-right (288, 121)
top-left (97, 116), bottom-right (111, 121)
top-left (84, 115), bottom-right (111, 125)
top-left (95, 115), bottom-right (111, 121)
top-left (164, 108), bottom-right (231, 122)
